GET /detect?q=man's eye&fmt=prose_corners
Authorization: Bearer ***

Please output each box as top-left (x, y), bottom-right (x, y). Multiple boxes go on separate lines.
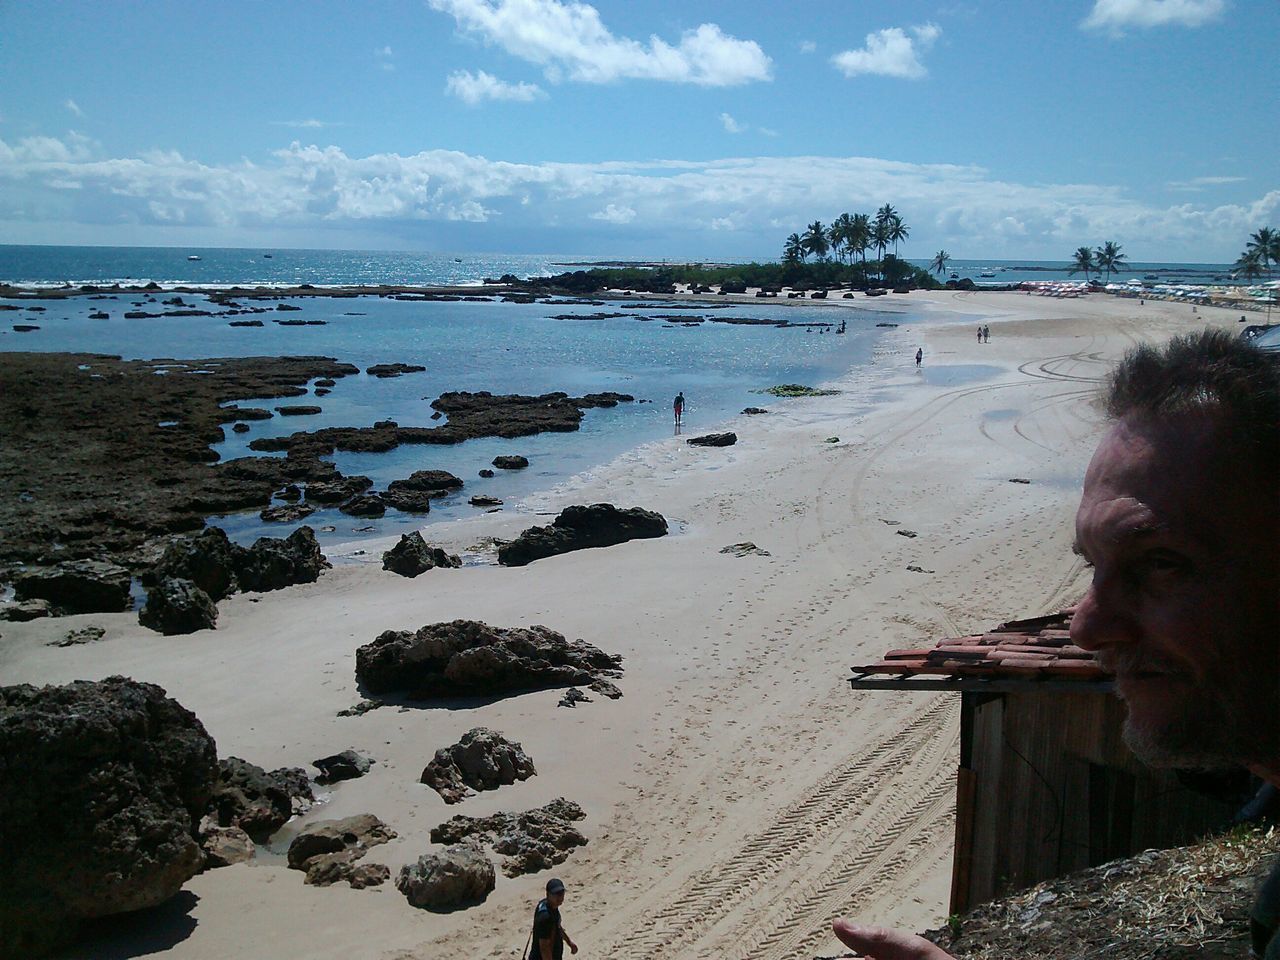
top-left (1140, 551), bottom-right (1187, 576)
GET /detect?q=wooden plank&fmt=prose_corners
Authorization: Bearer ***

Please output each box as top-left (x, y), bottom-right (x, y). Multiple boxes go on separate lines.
top-left (951, 766), bottom-right (977, 914)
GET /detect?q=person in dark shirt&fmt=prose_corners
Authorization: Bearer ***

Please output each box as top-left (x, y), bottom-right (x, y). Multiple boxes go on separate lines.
top-left (833, 330), bottom-right (1280, 959)
top-left (529, 877), bottom-right (578, 960)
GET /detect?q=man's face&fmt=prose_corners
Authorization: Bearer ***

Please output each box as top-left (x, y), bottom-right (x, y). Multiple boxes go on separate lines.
top-left (1070, 412), bottom-right (1280, 769)
top-left (549, 890), bottom-right (565, 908)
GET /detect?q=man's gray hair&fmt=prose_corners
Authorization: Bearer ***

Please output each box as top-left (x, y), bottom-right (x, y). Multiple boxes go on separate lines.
top-left (1105, 328), bottom-right (1279, 477)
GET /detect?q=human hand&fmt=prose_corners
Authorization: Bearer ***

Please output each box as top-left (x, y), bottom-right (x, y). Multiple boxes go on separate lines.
top-left (569, 945), bottom-right (578, 955)
top-left (832, 920), bottom-right (955, 960)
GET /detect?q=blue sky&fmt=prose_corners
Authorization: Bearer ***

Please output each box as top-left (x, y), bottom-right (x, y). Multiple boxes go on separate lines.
top-left (1, 0), bottom-right (1275, 261)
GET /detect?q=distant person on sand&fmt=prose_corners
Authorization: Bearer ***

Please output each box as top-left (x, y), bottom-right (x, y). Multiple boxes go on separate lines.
top-left (832, 330), bottom-right (1280, 959)
top-left (977, 326), bottom-right (983, 343)
top-left (983, 325), bottom-right (990, 343)
top-left (528, 878), bottom-right (578, 960)
top-left (674, 391), bottom-right (685, 424)
top-left (915, 347), bottom-right (923, 367)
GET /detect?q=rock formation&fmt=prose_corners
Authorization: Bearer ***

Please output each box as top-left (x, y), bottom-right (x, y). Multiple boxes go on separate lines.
top-left (13, 559), bottom-right (133, 614)
top-left (430, 798), bottom-right (587, 877)
top-left (0, 677), bottom-right (218, 958)
top-left (420, 728), bottom-right (536, 804)
top-left (381, 532), bottom-right (462, 578)
top-left (492, 455), bottom-right (529, 470)
top-left (138, 577), bottom-right (219, 635)
top-left (313, 749), bottom-right (373, 784)
top-left (497, 504), bottom-right (668, 567)
top-left (396, 841), bottom-right (495, 910)
top-left (208, 757), bottom-right (313, 843)
top-left (149, 525), bottom-right (328, 598)
top-left (687, 432), bottom-right (737, 447)
top-left (355, 620), bottom-right (622, 699)
top-left (286, 814), bottom-right (395, 887)
top-left (366, 363), bottom-right (427, 378)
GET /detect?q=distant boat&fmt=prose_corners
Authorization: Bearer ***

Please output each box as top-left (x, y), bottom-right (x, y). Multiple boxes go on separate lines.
top-left (979, 269), bottom-right (996, 278)
top-left (454, 258), bottom-right (462, 263)
top-left (187, 255), bottom-right (201, 261)
top-left (263, 254), bottom-right (273, 259)
top-left (949, 272), bottom-right (959, 279)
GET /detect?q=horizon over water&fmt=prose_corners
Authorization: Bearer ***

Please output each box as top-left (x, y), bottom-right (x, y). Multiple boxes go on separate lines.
top-left (1, 244), bottom-right (931, 553)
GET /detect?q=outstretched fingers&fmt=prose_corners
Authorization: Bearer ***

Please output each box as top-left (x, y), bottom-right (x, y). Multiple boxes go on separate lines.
top-left (832, 919), bottom-right (955, 960)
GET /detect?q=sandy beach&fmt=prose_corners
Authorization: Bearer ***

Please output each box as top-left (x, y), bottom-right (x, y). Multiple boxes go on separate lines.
top-left (0, 289), bottom-right (1249, 960)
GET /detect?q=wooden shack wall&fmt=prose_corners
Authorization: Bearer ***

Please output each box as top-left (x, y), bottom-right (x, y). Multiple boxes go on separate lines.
top-left (953, 689), bottom-right (1239, 912)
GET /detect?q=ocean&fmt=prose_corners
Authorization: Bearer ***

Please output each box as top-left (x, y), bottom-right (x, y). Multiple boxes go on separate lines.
top-left (1, 245), bottom-right (913, 550)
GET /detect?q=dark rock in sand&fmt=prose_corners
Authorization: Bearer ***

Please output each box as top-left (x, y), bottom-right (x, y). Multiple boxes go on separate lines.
top-left (558, 687), bottom-right (592, 708)
top-left (236, 526), bottom-right (330, 593)
top-left (492, 455), bottom-right (529, 470)
top-left (199, 824), bottom-right (254, 868)
top-left (276, 405), bottom-right (322, 416)
top-left (397, 841), bottom-right (495, 910)
top-left (209, 757), bottom-right (313, 843)
top-left (430, 798), bottom-right (587, 878)
top-left (720, 542), bottom-right (771, 557)
top-left (0, 677), bottom-right (218, 958)
top-left (139, 577), bottom-right (218, 635)
top-left (313, 749), bottom-right (374, 784)
top-left (687, 432), bottom-right (737, 447)
top-left (0, 598), bottom-right (54, 621)
top-left (287, 813), bottom-right (395, 887)
top-left (478, 468), bottom-right (495, 478)
top-left (49, 625), bottom-right (107, 647)
top-left (355, 620), bottom-right (622, 699)
top-left (339, 493), bottom-right (386, 518)
top-left (382, 532), bottom-right (461, 577)
top-left (259, 502), bottom-right (316, 523)
top-left (149, 526), bottom-right (241, 600)
top-left (420, 727), bottom-right (536, 804)
top-left (497, 504), bottom-right (667, 567)
top-left (742, 407), bottom-right (768, 415)
top-left (469, 495), bottom-right (503, 507)
top-left (366, 363), bottom-right (427, 378)
top-left (14, 559), bottom-right (133, 614)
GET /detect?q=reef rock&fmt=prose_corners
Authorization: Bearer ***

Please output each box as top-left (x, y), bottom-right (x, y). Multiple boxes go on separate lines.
top-left (338, 493), bottom-right (386, 518)
top-left (355, 620), bottom-right (622, 699)
top-left (260, 502), bottom-right (315, 523)
top-left (430, 798), bottom-right (587, 878)
top-left (687, 432), bottom-right (737, 447)
top-left (497, 504), bottom-right (667, 567)
top-left (396, 841), bottom-right (495, 910)
top-left (287, 813), bottom-right (395, 887)
top-left (199, 824), bottom-right (254, 868)
top-left (236, 526), bottom-right (329, 592)
top-left (313, 749), bottom-right (373, 784)
top-left (138, 577), bottom-right (218, 635)
top-left (381, 532), bottom-right (461, 578)
top-left (491, 455), bottom-right (529, 470)
top-left (13, 559), bottom-right (133, 614)
top-left (305, 475), bottom-right (374, 504)
top-left (420, 728), bottom-right (536, 804)
top-left (367, 363), bottom-right (427, 378)
top-left (386, 469), bottom-right (463, 496)
top-left (0, 677), bottom-right (218, 958)
top-left (209, 757), bottom-right (313, 843)
top-left (0, 598), bottom-right (54, 621)
top-left (148, 526), bottom-right (242, 600)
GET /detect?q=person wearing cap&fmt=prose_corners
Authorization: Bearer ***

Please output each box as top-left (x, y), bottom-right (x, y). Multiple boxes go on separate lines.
top-left (529, 877), bottom-right (578, 960)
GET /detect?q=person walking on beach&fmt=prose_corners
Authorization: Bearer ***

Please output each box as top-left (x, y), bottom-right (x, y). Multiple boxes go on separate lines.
top-left (983, 325), bottom-right (990, 343)
top-left (914, 347), bottom-right (923, 367)
top-left (527, 878), bottom-right (578, 960)
top-left (977, 326), bottom-right (983, 343)
top-left (673, 391), bottom-right (685, 425)
top-left (832, 330), bottom-right (1280, 959)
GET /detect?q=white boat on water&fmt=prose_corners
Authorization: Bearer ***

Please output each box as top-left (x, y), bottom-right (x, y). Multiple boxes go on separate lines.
top-left (187, 255), bottom-right (201, 261)
top-left (979, 268), bottom-right (996, 278)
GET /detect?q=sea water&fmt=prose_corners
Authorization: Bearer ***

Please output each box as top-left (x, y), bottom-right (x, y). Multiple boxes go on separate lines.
top-left (1, 247), bottom-right (913, 548)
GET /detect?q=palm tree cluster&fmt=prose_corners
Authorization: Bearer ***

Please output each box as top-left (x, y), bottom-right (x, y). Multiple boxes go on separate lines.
top-left (782, 205), bottom-right (909, 269)
top-left (1067, 241), bottom-right (1128, 282)
top-left (1234, 227), bottom-right (1279, 280)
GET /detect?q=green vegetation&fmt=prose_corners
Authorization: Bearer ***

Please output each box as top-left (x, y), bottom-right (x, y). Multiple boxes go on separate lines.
top-left (1235, 226), bottom-right (1278, 279)
top-left (758, 384), bottom-right (840, 397)
top-left (1065, 241), bottom-right (1126, 282)
top-left (930, 250), bottom-right (951, 276)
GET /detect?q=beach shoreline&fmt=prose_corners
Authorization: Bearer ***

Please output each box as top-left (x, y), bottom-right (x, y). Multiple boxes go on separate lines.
top-left (0, 291), bottom-right (1254, 960)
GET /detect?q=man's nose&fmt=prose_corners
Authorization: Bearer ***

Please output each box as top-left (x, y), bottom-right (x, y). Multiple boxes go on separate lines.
top-left (1069, 576), bottom-right (1135, 653)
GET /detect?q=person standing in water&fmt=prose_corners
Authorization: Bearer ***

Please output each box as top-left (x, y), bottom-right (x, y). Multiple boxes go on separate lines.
top-left (674, 391), bottom-right (685, 424)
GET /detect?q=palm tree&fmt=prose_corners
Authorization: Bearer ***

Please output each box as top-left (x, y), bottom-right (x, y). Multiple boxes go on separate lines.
top-left (888, 214), bottom-right (910, 257)
top-left (1095, 241), bottom-right (1127, 282)
top-left (802, 220), bottom-right (829, 262)
top-left (1235, 248), bottom-right (1265, 281)
top-left (849, 213), bottom-right (871, 274)
top-left (930, 250), bottom-right (951, 276)
top-left (829, 213), bottom-right (856, 264)
top-left (1068, 246), bottom-right (1095, 281)
top-left (871, 217), bottom-right (891, 265)
top-left (1247, 227), bottom-right (1277, 275)
top-left (783, 233), bottom-right (805, 264)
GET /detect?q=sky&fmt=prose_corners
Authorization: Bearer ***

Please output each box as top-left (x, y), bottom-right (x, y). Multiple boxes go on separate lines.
top-left (0, 0), bottom-right (1276, 262)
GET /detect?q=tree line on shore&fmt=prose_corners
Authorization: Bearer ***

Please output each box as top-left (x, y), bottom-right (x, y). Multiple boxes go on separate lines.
top-left (775, 204), bottom-right (937, 289)
top-left (1234, 227), bottom-right (1279, 281)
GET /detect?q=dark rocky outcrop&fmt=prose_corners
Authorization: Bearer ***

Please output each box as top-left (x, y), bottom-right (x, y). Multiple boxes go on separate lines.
top-left (492, 455), bottom-right (529, 470)
top-left (198, 824), bottom-right (254, 868)
top-left (138, 578), bottom-right (219, 635)
top-left (430, 798), bottom-right (587, 877)
top-left (235, 527), bottom-right (330, 593)
top-left (276, 405), bottom-right (322, 416)
top-left (0, 598), bottom-right (53, 621)
top-left (208, 758), bottom-right (313, 843)
top-left (741, 407), bottom-right (768, 415)
top-left (381, 532), bottom-right (461, 578)
top-left (0, 677), bottom-right (218, 958)
top-left (286, 814), bottom-right (395, 887)
top-left (687, 432), bottom-right (737, 447)
top-left (386, 470), bottom-right (463, 498)
top-left (497, 504), bottom-right (667, 567)
top-left (396, 841), bottom-right (495, 910)
top-left (478, 468), bottom-right (495, 478)
top-left (305, 475), bottom-right (373, 504)
top-left (260, 502), bottom-right (315, 523)
top-left (313, 749), bottom-right (374, 784)
top-left (339, 494), bottom-right (386, 518)
top-left (366, 363), bottom-right (426, 378)
top-left (420, 728), bottom-right (536, 804)
top-left (355, 620), bottom-right (622, 699)
top-left (148, 526), bottom-right (241, 600)
top-left (380, 489), bottom-right (434, 513)
top-left (13, 559), bottom-right (133, 614)
top-left (469, 495), bottom-right (503, 507)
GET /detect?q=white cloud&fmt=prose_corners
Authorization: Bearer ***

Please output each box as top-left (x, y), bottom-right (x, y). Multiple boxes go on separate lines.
top-left (64, 99), bottom-right (84, 118)
top-left (0, 133), bottom-right (1273, 260)
top-left (798, 40), bottom-right (817, 53)
top-left (375, 45), bottom-right (395, 71)
top-left (1166, 174), bottom-right (1246, 191)
top-left (272, 119), bottom-right (334, 129)
top-left (446, 69), bottom-right (546, 104)
top-left (1083, 0), bottom-right (1226, 32)
top-left (720, 113), bottom-right (746, 134)
top-left (590, 203), bottom-right (635, 223)
top-left (832, 23), bottom-right (941, 79)
top-left (427, 0), bottom-right (771, 86)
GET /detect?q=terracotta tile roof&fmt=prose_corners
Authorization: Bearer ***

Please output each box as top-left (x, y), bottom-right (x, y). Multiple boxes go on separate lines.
top-left (850, 609), bottom-right (1112, 687)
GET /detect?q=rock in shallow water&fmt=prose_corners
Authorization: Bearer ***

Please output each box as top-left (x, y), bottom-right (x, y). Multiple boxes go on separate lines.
top-left (381, 532), bottom-right (461, 578)
top-left (13, 559), bottom-right (133, 614)
top-left (0, 676), bottom-right (218, 958)
top-left (209, 757), bottom-right (313, 843)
